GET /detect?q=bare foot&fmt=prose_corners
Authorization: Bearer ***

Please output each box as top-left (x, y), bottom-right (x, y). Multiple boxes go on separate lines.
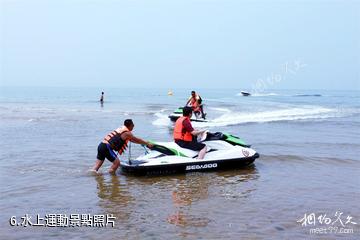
top-left (88, 169), bottom-right (99, 175)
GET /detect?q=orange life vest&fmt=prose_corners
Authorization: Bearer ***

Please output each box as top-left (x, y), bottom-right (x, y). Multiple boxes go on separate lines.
top-left (173, 116), bottom-right (193, 142)
top-left (190, 95), bottom-right (201, 112)
top-left (104, 126), bottom-right (130, 154)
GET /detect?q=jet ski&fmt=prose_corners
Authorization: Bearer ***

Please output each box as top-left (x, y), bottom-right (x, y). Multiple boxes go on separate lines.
top-left (240, 91), bottom-right (251, 96)
top-left (120, 132), bottom-right (259, 175)
top-left (168, 107), bottom-right (207, 122)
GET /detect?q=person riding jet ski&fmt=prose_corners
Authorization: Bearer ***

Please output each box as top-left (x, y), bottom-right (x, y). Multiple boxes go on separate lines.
top-left (185, 90), bottom-right (206, 119)
top-left (173, 106), bottom-right (207, 159)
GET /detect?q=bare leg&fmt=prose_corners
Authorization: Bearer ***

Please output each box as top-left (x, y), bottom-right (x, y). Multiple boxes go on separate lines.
top-left (197, 146), bottom-right (207, 159)
top-left (108, 158), bottom-right (120, 175)
top-left (92, 159), bottom-right (104, 172)
top-left (200, 105), bottom-right (205, 119)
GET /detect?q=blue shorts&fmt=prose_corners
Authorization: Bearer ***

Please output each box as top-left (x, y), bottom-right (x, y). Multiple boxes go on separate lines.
top-left (97, 142), bottom-right (117, 162)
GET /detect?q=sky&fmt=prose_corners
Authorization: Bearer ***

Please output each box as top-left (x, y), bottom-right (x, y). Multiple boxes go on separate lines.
top-left (0, 0), bottom-right (359, 90)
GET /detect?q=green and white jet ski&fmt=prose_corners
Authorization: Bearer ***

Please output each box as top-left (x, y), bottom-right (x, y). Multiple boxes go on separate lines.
top-left (168, 107), bottom-right (207, 122)
top-left (121, 132), bottom-right (259, 175)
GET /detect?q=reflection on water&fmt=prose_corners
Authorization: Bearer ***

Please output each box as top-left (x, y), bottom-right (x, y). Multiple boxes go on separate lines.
top-left (215, 166), bottom-right (259, 200)
top-left (95, 175), bottom-right (134, 224)
top-left (166, 167), bottom-right (259, 229)
top-left (167, 173), bottom-right (211, 228)
top-left (93, 166), bottom-right (259, 238)
top-left (165, 168), bottom-right (259, 240)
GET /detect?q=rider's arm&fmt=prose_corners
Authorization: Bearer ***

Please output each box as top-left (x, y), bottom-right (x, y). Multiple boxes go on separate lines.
top-left (185, 96), bottom-right (192, 106)
top-left (183, 119), bottom-right (204, 136)
top-left (123, 132), bottom-right (152, 147)
top-left (191, 130), bottom-right (206, 136)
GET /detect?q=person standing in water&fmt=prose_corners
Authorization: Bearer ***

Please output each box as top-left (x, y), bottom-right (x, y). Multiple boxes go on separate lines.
top-left (185, 90), bottom-right (206, 119)
top-left (100, 92), bottom-right (104, 104)
top-left (92, 119), bottom-right (153, 174)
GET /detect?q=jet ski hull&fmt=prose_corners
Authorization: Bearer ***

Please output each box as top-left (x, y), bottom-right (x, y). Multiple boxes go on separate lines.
top-left (121, 153), bottom-right (259, 176)
top-left (120, 132), bottom-right (259, 176)
top-left (168, 114), bottom-right (208, 122)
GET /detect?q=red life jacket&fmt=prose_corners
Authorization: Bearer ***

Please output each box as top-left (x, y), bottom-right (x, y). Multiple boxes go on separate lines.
top-left (104, 126), bottom-right (129, 154)
top-left (173, 116), bottom-right (193, 142)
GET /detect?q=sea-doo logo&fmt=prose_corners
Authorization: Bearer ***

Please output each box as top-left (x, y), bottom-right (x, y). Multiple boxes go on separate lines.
top-left (242, 149), bottom-right (250, 157)
top-left (186, 163), bottom-right (217, 171)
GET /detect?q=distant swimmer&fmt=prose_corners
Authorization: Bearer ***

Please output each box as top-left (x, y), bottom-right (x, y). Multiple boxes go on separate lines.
top-left (185, 90), bottom-right (206, 119)
top-left (100, 92), bottom-right (104, 103)
top-left (92, 119), bottom-right (153, 174)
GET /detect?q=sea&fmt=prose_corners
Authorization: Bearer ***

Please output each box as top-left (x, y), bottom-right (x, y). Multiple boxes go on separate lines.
top-left (0, 86), bottom-right (359, 239)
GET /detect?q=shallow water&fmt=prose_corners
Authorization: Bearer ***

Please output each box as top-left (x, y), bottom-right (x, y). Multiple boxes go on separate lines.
top-left (0, 87), bottom-right (359, 239)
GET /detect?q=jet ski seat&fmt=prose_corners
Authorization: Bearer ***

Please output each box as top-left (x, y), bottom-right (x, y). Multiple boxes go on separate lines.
top-left (152, 142), bottom-right (211, 158)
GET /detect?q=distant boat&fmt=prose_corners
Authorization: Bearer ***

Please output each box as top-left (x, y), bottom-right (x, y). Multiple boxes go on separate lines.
top-left (240, 91), bottom-right (251, 96)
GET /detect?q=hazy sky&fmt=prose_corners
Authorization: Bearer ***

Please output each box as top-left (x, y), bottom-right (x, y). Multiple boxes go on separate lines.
top-left (0, 0), bottom-right (359, 90)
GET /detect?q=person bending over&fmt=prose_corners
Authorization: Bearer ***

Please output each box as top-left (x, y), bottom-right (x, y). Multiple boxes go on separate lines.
top-left (93, 119), bottom-right (153, 174)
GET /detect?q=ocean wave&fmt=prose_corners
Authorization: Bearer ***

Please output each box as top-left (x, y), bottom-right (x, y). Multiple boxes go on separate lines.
top-left (207, 107), bottom-right (232, 113)
top-left (192, 106), bottom-right (340, 127)
top-left (260, 154), bottom-right (359, 165)
top-left (237, 92), bottom-right (279, 97)
top-left (293, 94), bottom-right (322, 97)
top-left (236, 92), bottom-right (324, 97)
top-left (152, 113), bottom-right (171, 126)
top-left (150, 106), bottom-right (346, 127)
top-left (252, 93), bottom-right (279, 97)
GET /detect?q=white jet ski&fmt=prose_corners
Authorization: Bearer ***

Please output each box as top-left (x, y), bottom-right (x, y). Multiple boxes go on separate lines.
top-left (168, 107), bottom-right (207, 122)
top-left (121, 132), bottom-right (259, 175)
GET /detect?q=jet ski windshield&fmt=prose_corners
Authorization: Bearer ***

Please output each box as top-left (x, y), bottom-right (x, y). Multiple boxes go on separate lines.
top-left (204, 132), bottom-right (225, 141)
top-left (203, 132), bottom-right (250, 147)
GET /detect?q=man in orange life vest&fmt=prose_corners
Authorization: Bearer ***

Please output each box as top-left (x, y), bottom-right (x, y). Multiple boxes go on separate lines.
top-left (92, 119), bottom-right (153, 174)
top-left (173, 107), bottom-right (207, 159)
top-left (185, 90), bottom-right (206, 119)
